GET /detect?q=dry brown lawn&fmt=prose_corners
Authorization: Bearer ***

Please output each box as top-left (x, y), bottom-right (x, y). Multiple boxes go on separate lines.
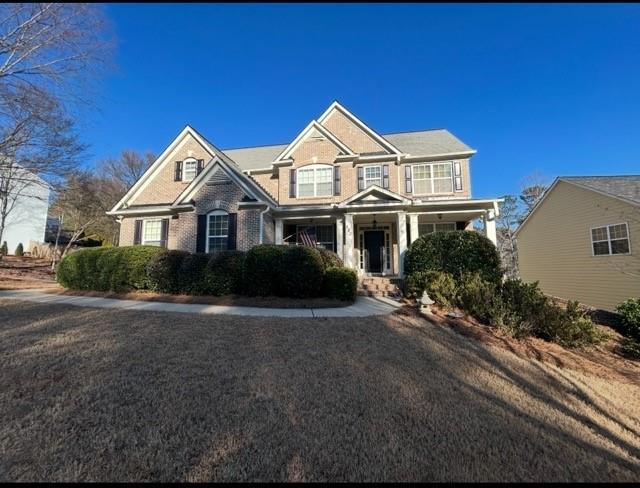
top-left (0, 299), bottom-right (639, 482)
top-left (0, 256), bottom-right (59, 290)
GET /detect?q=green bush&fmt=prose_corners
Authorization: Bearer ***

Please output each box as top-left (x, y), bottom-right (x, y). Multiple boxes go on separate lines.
top-left (14, 242), bottom-right (24, 256)
top-left (178, 253), bottom-right (210, 295)
top-left (456, 272), bottom-right (505, 325)
top-left (56, 246), bottom-right (163, 291)
top-left (0, 241), bottom-right (7, 255)
top-left (147, 250), bottom-right (190, 293)
top-left (498, 279), bottom-right (551, 338)
top-left (279, 246), bottom-right (325, 298)
top-left (405, 270), bottom-right (457, 308)
top-left (316, 247), bottom-right (343, 270)
top-left (203, 250), bottom-right (246, 296)
top-left (620, 337), bottom-right (640, 360)
top-left (323, 267), bottom-right (357, 301)
top-left (616, 298), bottom-right (640, 340)
top-left (543, 301), bottom-right (609, 348)
top-left (404, 231), bottom-right (502, 284)
top-left (243, 244), bottom-right (285, 296)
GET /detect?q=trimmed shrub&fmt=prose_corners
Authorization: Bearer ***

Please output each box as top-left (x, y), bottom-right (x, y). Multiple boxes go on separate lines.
top-left (323, 267), bottom-right (357, 301)
top-left (616, 298), bottom-right (640, 340)
top-left (279, 245), bottom-right (325, 298)
top-left (14, 242), bottom-right (24, 256)
top-left (203, 250), bottom-right (246, 296)
top-left (243, 244), bottom-right (284, 296)
top-left (543, 301), bottom-right (609, 348)
top-left (498, 279), bottom-right (551, 338)
top-left (147, 250), bottom-right (190, 293)
top-left (620, 337), bottom-right (640, 360)
top-left (56, 246), bottom-right (163, 291)
top-left (317, 247), bottom-right (343, 270)
top-left (405, 270), bottom-right (457, 308)
top-left (0, 241), bottom-right (7, 255)
top-left (404, 231), bottom-right (502, 284)
top-left (456, 272), bottom-right (506, 326)
top-left (178, 253), bottom-right (210, 295)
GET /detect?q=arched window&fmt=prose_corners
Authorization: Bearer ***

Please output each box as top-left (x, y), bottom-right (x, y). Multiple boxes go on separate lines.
top-left (297, 164), bottom-right (333, 197)
top-left (183, 158), bottom-right (198, 182)
top-left (206, 209), bottom-right (229, 252)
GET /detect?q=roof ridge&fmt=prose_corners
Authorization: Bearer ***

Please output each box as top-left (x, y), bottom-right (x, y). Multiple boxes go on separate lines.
top-left (560, 174), bottom-right (640, 178)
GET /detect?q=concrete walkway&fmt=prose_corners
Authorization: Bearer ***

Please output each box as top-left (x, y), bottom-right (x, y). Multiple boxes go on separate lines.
top-left (0, 289), bottom-right (402, 317)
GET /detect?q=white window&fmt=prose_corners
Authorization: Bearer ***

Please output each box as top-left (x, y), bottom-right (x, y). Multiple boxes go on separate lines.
top-left (295, 224), bottom-right (335, 251)
top-left (591, 223), bottom-right (630, 256)
top-left (142, 219), bottom-right (163, 246)
top-left (297, 165), bottom-right (333, 197)
top-left (183, 159), bottom-right (198, 182)
top-left (418, 222), bottom-right (457, 236)
top-left (364, 165), bottom-right (382, 188)
top-left (412, 162), bottom-right (453, 195)
top-left (207, 210), bottom-right (229, 252)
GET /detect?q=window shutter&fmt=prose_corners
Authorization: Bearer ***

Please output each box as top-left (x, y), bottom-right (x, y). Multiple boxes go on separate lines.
top-left (174, 161), bottom-right (183, 181)
top-left (227, 213), bottom-right (237, 250)
top-left (334, 166), bottom-right (341, 196)
top-left (404, 166), bottom-right (412, 193)
top-left (160, 218), bottom-right (169, 248)
top-left (197, 159), bottom-right (204, 175)
top-left (289, 169), bottom-right (296, 198)
top-left (133, 219), bottom-right (143, 245)
top-left (453, 161), bottom-right (462, 192)
top-left (382, 164), bottom-right (390, 189)
top-left (357, 166), bottom-right (364, 191)
top-left (196, 214), bottom-right (207, 253)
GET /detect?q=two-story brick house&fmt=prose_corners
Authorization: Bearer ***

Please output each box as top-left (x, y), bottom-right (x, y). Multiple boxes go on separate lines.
top-left (108, 101), bottom-right (501, 277)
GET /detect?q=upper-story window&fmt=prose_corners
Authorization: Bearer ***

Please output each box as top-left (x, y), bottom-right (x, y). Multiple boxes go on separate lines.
top-left (591, 223), bottom-right (630, 256)
top-left (364, 165), bottom-right (382, 188)
top-left (207, 210), bottom-right (229, 252)
top-left (412, 162), bottom-right (453, 195)
top-left (183, 158), bottom-right (198, 182)
top-left (297, 164), bottom-right (333, 197)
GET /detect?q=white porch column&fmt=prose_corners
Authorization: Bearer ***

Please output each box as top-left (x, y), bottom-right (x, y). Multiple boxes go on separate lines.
top-left (397, 212), bottom-right (407, 277)
top-left (409, 213), bottom-right (419, 244)
top-left (335, 217), bottom-right (344, 260)
top-left (275, 218), bottom-right (284, 245)
top-left (344, 213), bottom-right (355, 269)
top-left (483, 210), bottom-right (497, 245)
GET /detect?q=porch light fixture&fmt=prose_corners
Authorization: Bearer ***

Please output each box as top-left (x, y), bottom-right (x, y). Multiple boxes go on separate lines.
top-left (372, 214), bottom-right (378, 229)
top-left (437, 213), bottom-right (443, 220)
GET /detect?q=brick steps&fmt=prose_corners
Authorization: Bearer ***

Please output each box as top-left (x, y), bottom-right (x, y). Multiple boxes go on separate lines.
top-left (357, 276), bottom-right (403, 298)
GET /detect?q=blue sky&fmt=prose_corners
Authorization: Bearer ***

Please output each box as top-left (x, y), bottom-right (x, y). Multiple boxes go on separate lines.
top-left (84, 3), bottom-right (640, 198)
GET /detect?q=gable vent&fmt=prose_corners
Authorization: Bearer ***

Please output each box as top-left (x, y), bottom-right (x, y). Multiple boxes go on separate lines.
top-left (206, 170), bottom-right (231, 185)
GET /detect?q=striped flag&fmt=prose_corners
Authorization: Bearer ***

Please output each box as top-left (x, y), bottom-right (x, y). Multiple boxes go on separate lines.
top-left (298, 227), bottom-right (317, 247)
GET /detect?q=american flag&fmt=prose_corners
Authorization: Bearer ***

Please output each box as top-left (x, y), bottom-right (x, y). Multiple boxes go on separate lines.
top-left (298, 227), bottom-right (317, 247)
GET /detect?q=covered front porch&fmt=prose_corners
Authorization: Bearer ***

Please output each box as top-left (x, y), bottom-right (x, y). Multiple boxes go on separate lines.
top-left (272, 197), bottom-right (500, 278)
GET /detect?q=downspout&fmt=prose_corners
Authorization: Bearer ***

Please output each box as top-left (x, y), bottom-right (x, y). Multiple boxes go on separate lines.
top-left (259, 206), bottom-right (271, 244)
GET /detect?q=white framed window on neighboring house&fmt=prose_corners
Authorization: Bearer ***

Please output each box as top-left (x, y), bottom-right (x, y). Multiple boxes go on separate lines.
top-left (418, 222), bottom-right (457, 236)
top-left (297, 165), bottom-right (333, 197)
top-left (591, 223), bottom-right (631, 256)
top-left (207, 210), bottom-right (229, 252)
top-left (364, 165), bottom-right (382, 188)
top-left (142, 219), bottom-right (163, 246)
top-left (183, 159), bottom-right (198, 182)
top-left (412, 162), bottom-right (453, 195)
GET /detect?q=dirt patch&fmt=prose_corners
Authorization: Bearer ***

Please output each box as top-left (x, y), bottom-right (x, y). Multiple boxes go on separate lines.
top-left (0, 256), bottom-right (59, 290)
top-left (398, 305), bottom-right (640, 384)
top-left (47, 288), bottom-right (352, 309)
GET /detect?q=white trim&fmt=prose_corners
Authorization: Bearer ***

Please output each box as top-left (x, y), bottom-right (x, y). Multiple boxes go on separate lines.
top-left (182, 158), bottom-right (198, 182)
top-left (401, 150), bottom-right (476, 161)
top-left (589, 222), bottom-right (631, 257)
top-left (317, 101), bottom-right (402, 155)
top-left (296, 164), bottom-right (334, 198)
top-left (273, 120), bottom-right (355, 162)
top-left (358, 225), bottom-right (393, 274)
top-left (106, 203), bottom-right (194, 216)
top-left (205, 209), bottom-right (229, 253)
top-left (141, 218), bottom-right (163, 246)
top-left (363, 164), bottom-right (383, 189)
top-left (340, 185), bottom-right (409, 206)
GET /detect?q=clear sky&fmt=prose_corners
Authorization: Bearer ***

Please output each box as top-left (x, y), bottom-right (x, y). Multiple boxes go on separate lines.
top-left (84, 3), bottom-right (640, 198)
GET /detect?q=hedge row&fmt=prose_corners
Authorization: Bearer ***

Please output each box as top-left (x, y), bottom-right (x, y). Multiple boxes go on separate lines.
top-left (56, 244), bottom-right (357, 301)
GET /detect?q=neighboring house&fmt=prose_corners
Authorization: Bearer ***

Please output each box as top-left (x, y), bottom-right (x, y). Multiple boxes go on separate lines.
top-left (1, 166), bottom-right (50, 254)
top-left (515, 176), bottom-right (640, 311)
top-left (108, 101), bottom-right (502, 277)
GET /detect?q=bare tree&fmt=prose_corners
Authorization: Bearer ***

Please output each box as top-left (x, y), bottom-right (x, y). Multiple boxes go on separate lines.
top-left (497, 195), bottom-right (520, 279)
top-left (98, 149), bottom-right (154, 193)
top-left (519, 171), bottom-right (550, 217)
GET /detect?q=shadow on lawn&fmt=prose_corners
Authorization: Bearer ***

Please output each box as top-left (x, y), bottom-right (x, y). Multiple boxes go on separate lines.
top-left (0, 300), bottom-right (638, 481)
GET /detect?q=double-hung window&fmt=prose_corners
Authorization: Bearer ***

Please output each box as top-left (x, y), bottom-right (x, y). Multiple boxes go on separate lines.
top-left (412, 162), bottom-right (453, 195)
top-left (295, 224), bottom-right (335, 251)
top-left (297, 165), bottom-right (333, 197)
top-left (591, 223), bottom-right (630, 256)
top-left (364, 165), bottom-right (382, 188)
top-left (418, 222), bottom-right (457, 236)
top-left (142, 219), bottom-right (163, 246)
top-left (183, 159), bottom-right (198, 182)
top-left (207, 210), bottom-right (229, 252)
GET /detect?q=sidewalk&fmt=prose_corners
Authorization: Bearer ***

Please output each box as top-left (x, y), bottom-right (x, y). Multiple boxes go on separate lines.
top-left (0, 289), bottom-right (402, 318)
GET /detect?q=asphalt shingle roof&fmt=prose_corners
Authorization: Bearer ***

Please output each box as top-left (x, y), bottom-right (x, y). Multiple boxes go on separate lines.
top-left (223, 129), bottom-right (474, 171)
top-left (561, 176), bottom-right (640, 205)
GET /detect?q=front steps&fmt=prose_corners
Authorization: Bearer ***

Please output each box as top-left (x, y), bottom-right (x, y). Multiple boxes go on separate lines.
top-left (357, 276), bottom-right (403, 298)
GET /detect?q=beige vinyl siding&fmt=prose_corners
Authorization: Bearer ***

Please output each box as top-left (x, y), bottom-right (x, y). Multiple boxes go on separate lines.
top-left (517, 180), bottom-right (640, 311)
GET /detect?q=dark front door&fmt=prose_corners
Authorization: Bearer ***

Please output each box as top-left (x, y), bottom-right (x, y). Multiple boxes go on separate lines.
top-left (364, 230), bottom-right (385, 273)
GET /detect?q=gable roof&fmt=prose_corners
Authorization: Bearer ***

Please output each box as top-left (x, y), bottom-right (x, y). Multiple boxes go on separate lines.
top-left (340, 185), bottom-right (410, 206)
top-left (272, 120), bottom-right (355, 162)
top-left (514, 175), bottom-right (640, 236)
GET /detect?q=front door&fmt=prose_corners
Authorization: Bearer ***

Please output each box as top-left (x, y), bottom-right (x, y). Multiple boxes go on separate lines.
top-left (364, 230), bottom-right (385, 273)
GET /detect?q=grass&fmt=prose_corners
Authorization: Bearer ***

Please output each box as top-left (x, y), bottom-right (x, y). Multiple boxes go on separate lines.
top-left (0, 300), bottom-right (639, 482)
top-left (0, 256), bottom-right (59, 290)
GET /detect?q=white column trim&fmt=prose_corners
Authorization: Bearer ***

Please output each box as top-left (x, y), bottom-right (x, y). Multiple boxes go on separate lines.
top-left (335, 217), bottom-right (344, 260)
top-left (275, 218), bottom-right (284, 245)
top-left (409, 213), bottom-right (419, 244)
top-left (483, 210), bottom-right (497, 245)
top-left (397, 211), bottom-right (407, 277)
top-left (344, 213), bottom-right (355, 269)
